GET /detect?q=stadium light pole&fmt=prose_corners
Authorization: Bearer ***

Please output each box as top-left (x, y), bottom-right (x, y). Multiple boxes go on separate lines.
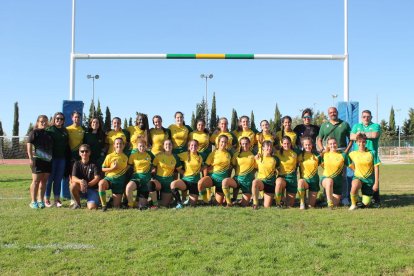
top-left (87, 74), bottom-right (99, 104)
top-left (331, 94), bottom-right (338, 106)
top-left (200, 74), bottom-right (213, 126)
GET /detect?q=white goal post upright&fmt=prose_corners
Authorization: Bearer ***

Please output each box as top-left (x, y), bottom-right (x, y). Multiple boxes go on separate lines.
top-left (68, 0), bottom-right (349, 102)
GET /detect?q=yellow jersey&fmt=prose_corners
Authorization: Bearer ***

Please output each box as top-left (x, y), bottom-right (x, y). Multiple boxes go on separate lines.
top-left (153, 152), bottom-right (178, 178)
top-left (128, 151), bottom-right (154, 174)
top-left (348, 150), bottom-right (378, 179)
top-left (189, 131), bottom-right (210, 153)
top-left (210, 131), bottom-right (237, 150)
top-left (102, 151), bottom-right (129, 178)
top-left (149, 128), bottom-right (170, 155)
top-left (232, 151), bottom-right (256, 177)
top-left (106, 130), bottom-right (127, 154)
top-left (298, 152), bottom-right (321, 179)
top-left (168, 124), bottom-right (191, 150)
top-left (256, 132), bottom-right (276, 154)
top-left (206, 149), bottom-right (232, 175)
top-left (126, 126), bottom-right (147, 150)
top-left (275, 149), bottom-right (299, 175)
top-left (66, 124), bottom-right (85, 151)
top-left (322, 151), bottom-right (347, 178)
top-left (233, 129), bottom-right (256, 151)
top-left (276, 130), bottom-right (297, 148)
top-left (256, 155), bottom-right (279, 181)
top-left (177, 152), bottom-right (203, 182)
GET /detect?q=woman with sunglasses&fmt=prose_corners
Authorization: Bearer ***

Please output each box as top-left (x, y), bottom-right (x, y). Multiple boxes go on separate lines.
top-left (293, 108), bottom-right (320, 150)
top-left (45, 112), bottom-right (69, 207)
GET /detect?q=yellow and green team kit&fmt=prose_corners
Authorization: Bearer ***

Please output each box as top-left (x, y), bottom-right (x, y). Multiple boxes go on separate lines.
top-left (188, 131), bottom-right (211, 161)
top-left (275, 130), bottom-right (297, 148)
top-left (232, 151), bottom-right (256, 194)
top-left (153, 152), bottom-right (179, 193)
top-left (232, 129), bottom-right (257, 152)
top-left (177, 152), bottom-right (203, 183)
top-left (102, 151), bottom-right (129, 194)
top-left (298, 152), bottom-right (322, 192)
top-left (256, 155), bottom-right (279, 187)
top-left (348, 150), bottom-right (379, 203)
top-left (126, 126), bottom-right (147, 152)
top-left (105, 130), bottom-right (127, 154)
top-left (66, 124), bottom-right (85, 160)
top-left (321, 151), bottom-right (348, 195)
top-left (128, 150), bottom-right (155, 191)
top-left (275, 149), bottom-right (299, 194)
top-left (149, 128), bottom-right (170, 155)
top-left (169, 124), bottom-right (192, 154)
top-left (210, 131), bottom-right (237, 151)
top-left (205, 149), bottom-right (232, 188)
top-left (256, 132), bottom-right (275, 154)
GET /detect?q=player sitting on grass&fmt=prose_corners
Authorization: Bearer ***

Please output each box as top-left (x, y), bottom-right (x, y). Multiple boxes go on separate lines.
top-left (98, 138), bottom-right (129, 211)
top-left (348, 133), bottom-right (380, 210)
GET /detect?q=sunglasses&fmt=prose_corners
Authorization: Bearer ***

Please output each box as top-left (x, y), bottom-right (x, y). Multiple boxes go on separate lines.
top-left (80, 150), bottom-right (89, 153)
top-left (55, 117), bottom-right (64, 121)
top-left (303, 116), bottom-right (312, 119)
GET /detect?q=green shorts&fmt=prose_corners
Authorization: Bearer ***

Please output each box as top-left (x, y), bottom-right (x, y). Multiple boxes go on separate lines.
top-left (321, 175), bottom-right (343, 195)
top-left (104, 175), bottom-right (126, 194)
top-left (131, 173), bottom-right (152, 192)
top-left (280, 173), bottom-right (298, 194)
top-left (353, 176), bottom-right (375, 196)
top-left (259, 176), bottom-right (276, 188)
top-left (210, 172), bottom-right (228, 188)
top-left (303, 175), bottom-right (320, 192)
top-left (155, 175), bottom-right (173, 193)
top-left (234, 175), bottom-right (253, 194)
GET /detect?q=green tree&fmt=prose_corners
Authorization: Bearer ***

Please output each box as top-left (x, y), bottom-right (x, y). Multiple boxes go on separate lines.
top-left (123, 118), bottom-right (128, 129)
top-left (250, 110), bottom-right (257, 132)
top-left (129, 117), bottom-right (133, 127)
top-left (269, 103), bottom-right (281, 133)
top-left (195, 98), bottom-right (207, 122)
top-left (209, 92), bottom-right (217, 131)
top-left (402, 108), bottom-right (414, 136)
top-left (313, 111), bottom-right (327, 126)
top-left (26, 123), bottom-right (34, 136)
top-left (0, 120), bottom-right (4, 157)
top-left (87, 99), bottom-right (96, 127)
top-left (96, 100), bottom-right (104, 127)
top-left (389, 106), bottom-right (396, 134)
top-left (191, 112), bottom-right (196, 130)
top-left (104, 106), bottom-right (111, 132)
top-left (230, 109), bottom-right (238, 132)
top-left (12, 102), bottom-right (19, 152)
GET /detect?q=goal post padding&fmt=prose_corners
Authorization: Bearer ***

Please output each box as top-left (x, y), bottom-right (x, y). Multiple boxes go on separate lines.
top-left (63, 100), bottom-right (84, 127)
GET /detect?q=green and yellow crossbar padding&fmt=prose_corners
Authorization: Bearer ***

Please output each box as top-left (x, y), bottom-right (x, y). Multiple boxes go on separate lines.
top-left (74, 53), bottom-right (345, 60)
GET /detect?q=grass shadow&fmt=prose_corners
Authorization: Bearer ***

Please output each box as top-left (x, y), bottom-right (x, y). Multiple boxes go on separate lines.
top-left (381, 194), bottom-right (414, 207)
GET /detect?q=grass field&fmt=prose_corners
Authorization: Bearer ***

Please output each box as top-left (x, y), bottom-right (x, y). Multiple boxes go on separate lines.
top-left (0, 164), bottom-right (413, 275)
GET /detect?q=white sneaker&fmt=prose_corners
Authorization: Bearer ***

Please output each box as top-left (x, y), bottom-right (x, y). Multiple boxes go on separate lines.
top-left (300, 203), bottom-right (306, 210)
top-left (349, 205), bottom-right (357, 211)
top-left (55, 200), bottom-right (63, 208)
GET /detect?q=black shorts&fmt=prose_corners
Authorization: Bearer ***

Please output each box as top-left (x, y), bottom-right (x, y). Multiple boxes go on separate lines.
top-left (215, 186), bottom-right (223, 194)
top-left (137, 190), bottom-right (149, 199)
top-left (184, 180), bottom-right (199, 195)
top-left (263, 184), bottom-right (275, 194)
top-left (31, 159), bottom-right (51, 174)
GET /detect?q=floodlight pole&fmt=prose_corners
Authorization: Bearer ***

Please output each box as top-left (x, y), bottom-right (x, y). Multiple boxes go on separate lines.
top-left (69, 0), bottom-right (76, 100)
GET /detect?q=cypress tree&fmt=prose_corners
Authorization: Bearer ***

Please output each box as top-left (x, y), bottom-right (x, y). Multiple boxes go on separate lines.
top-left (191, 112), bottom-right (196, 130)
top-left (123, 118), bottom-right (128, 129)
top-left (96, 100), bottom-right (104, 127)
top-left (26, 123), bottom-right (34, 136)
top-left (250, 110), bottom-right (256, 132)
top-left (0, 120), bottom-right (4, 157)
top-left (230, 109), bottom-right (238, 132)
top-left (87, 99), bottom-right (96, 127)
top-left (129, 117), bottom-right (133, 127)
top-left (209, 92), bottom-right (217, 131)
top-left (104, 106), bottom-right (111, 132)
top-left (12, 102), bottom-right (19, 152)
top-left (389, 106), bottom-right (396, 135)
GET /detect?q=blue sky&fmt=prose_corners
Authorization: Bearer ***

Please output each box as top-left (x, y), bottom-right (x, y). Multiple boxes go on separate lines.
top-left (1, 0), bottom-right (413, 135)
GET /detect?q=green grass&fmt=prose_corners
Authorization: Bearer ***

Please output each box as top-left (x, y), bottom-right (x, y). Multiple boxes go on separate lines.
top-left (0, 164), bottom-right (413, 275)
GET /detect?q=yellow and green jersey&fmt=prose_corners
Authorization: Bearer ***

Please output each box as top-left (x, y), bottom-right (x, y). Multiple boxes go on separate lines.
top-left (149, 128), bottom-right (170, 155)
top-left (256, 155), bottom-right (280, 181)
top-left (126, 126), bottom-right (147, 150)
top-left (102, 152), bottom-right (129, 178)
top-left (256, 132), bottom-right (276, 154)
top-left (275, 149), bottom-right (299, 175)
top-left (210, 131), bottom-right (237, 150)
top-left (128, 151), bottom-right (154, 174)
top-left (206, 149), bottom-right (232, 175)
top-left (298, 152), bottom-right (321, 179)
top-left (276, 130), bottom-right (297, 148)
top-left (153, 152), bottom-right (178, 178)
top-left (232, 151), bottom-right (256, 179)
top-left (168, 124), bottom-right (192, 152)
top-left (322, 151), bottom-right (347, 178)
top-left (232, 129), bottom-right (257, 151)
top-left (348, 150), bottom-right (379, 179)
top-left (177, 152), bottom-right (203, 182)
top-left (189, 131), bottom-right (210, 154)
top-left (66, 124), bottom-right (85, 152)
top-left (106, 130), bottom-right (127, 154)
